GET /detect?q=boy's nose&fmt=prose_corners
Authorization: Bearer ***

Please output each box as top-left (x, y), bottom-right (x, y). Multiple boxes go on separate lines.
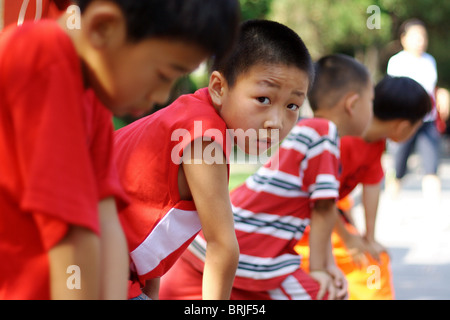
top-left (264, 108), bottom-right (283, 130)
top-left (147, 86), bottom-right (172, 106)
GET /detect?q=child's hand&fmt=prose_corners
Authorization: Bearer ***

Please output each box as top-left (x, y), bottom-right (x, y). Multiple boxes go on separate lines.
top-left (344, 233), bottom-right (371, 268)
top-left (365, 238), bottom-right (388, 258)
top-left (327, 264), bottom-right (348, 300)
top-left (309, 270), bottom-right (335, 300)
top-left (344, 233), bottom-right (388, 267)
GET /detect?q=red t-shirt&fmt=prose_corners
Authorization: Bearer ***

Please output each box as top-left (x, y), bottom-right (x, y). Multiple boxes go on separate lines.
top-left (114, 88), bottom-right (231, 298)
top-left (0, 20), bottom-right (127, 299)
top-left (339, 136), bottom-right (386, 199)
top-left (1, 0), bottom-right (69, 30)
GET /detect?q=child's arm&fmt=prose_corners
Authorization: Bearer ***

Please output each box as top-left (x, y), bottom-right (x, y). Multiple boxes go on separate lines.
top-left (48, 224), bottom-right (101, 299)
top-left (362, 183), bottom-right (387, 258)
top-left (325, 240), bottom-right (348, 300)
top-left (308, 199), bottom-right (338, 300)
top-left (182, 141), bottom-right (239, 300)
top-left (334, 215), bottom-right (371, 267)
top-left (98, 197), bottom-right (129, 299)
top-left (142, 278), bottom-right (160, 300)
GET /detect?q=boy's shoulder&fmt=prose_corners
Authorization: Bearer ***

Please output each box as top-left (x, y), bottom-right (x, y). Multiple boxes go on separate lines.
top-left (118, 88), bottom-right (225, 138)
top-left (154, 87), bottom-right (223, 126)
top-left (295, 117), bottom-right (338, 138)
top-left (341, 136), bottom-right (385, 154)
top-left (1, 19), bottom-right (69, 47)
top-left (1, 20), bottom-right (77, 73)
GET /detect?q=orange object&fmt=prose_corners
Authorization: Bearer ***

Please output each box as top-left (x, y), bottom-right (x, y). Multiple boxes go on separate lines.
top-left (295, 223), bottom-right (395, 300)
top-left (337, 195), bottom-right (354, 212)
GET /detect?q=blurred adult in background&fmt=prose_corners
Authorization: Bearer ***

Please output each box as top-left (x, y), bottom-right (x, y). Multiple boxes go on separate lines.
top-left (387, 18), bottom-right (446, 201)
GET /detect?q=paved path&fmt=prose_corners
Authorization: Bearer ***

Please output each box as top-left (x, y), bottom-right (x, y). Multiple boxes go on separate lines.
top-left (352, 154), bottom-right (450, 300)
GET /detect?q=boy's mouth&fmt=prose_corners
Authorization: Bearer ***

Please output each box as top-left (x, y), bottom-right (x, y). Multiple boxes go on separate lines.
top-left (257, 138), bottom-right (272, 149)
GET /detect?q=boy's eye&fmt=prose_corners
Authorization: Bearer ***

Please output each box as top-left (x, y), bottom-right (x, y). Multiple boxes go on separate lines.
top-left (158, 72), bottom-right (171, 83)
top-left (287, 104), bottom-right (300, 111)
top-left (257, 97), bottom-right (271, 105)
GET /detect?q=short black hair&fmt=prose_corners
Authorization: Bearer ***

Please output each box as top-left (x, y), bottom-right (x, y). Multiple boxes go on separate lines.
top-left (308, 54), bottom-right (371, 111)
top-left (374, 76), bottom-right (431, 124)
top-left (213, 19), bottom-right (314, 88)
top-left (399, 18), bottom-right (427, 38)
top-left (74, 0), bottom-right (240, 63)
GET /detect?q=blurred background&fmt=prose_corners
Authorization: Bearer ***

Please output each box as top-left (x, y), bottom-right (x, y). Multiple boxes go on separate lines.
top-left (112, 0), bottom-right (450, 128)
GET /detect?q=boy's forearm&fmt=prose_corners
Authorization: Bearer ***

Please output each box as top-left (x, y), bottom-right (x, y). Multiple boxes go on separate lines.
top-left (98, 197), bottom-right (129, 300)
top-left (48, 225), bottom-right (101, 300)
top-left (309, 200), bottom-right (338, 271)
top-left (333, 214), bottom-right (352, 242)
top-left (326, 237), bottom-right (336, 267)
top-left (202, 239), bottom-right (239, 300)
top-left (362, 184), bottom-right (381, 242)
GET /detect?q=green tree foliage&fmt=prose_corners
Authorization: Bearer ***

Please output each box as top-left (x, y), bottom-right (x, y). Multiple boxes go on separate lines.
top-left (239, 0), bottom-right (273, 20)
top-left (269, 0), bottom-right (449, 87)
top-left (380, 0), bottom-right (450, 87)
top-left (269, 0), bottom-right (390, 57)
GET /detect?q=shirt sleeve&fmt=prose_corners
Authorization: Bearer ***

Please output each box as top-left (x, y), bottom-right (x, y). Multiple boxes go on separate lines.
top-left (360, 164), bottom-right (384, 185)
top-left (87, 95), bottom-right (130, 211)
top-left (387, 55), bottom-right (401, 76)
top-left (32, 211), bottom-right (69, 251)
top-left (7, 50), bottom-right (100, 235)
top-left (359, 143), bottom-right (385, 185)
top-left (302, 134), bottom-right (340, 203)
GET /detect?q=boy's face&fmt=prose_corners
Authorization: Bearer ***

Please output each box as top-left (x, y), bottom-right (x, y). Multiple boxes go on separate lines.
top-left (66, 2), bottom-right (208, 117)
top-left (389, 119), bottom-right (422, 142)
top-left (92, 38), bottom-right (208, 117)
top-left (212, 63), bottom-right (309, 155)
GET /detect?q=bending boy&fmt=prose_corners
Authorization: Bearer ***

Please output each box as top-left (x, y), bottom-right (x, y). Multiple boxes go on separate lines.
top-left (296, 75), bottom-right (432, 299)
top-left (0, 0), bottom-right (239, 299)
top-left (160, 54), bottom-right (373, 300)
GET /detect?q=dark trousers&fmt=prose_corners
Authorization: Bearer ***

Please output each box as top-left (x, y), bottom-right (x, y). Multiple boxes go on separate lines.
top-left (394, 121), bottom-right (441, 179)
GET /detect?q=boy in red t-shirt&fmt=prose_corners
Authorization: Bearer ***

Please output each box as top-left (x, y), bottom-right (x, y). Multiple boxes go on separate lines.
top-left (295, 76), bottom-right (432, 299)
top-left (160, 54), bottom-right (373, 300)
top-left (0, 0), bottom-right (240, 299)
top-left (114, 20), bottom-right (315, 300)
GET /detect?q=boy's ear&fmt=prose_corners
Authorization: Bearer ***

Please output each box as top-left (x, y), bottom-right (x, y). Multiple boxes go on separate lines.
top-left (394, 119), bottom-right (411, 132)
top-left (391, 119), bottom-right (415, 141)
top-left (82, 1), bottom-right (127, 49)
top-left (343, 92), bottom-right (360, 116)
top-left (208, 71), bottom-right (228, 109)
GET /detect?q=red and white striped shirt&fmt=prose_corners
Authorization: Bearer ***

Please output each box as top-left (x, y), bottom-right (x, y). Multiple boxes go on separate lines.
top-left (186, 118), bottom-right (340, 291)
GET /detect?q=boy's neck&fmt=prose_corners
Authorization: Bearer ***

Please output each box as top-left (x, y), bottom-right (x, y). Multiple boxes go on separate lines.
top-left (57, 13), bottom-right (90, 89)
top-left (363, 118), bottom-right (388, 142)
top-left (313, 109), bottom-right (347, 137)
